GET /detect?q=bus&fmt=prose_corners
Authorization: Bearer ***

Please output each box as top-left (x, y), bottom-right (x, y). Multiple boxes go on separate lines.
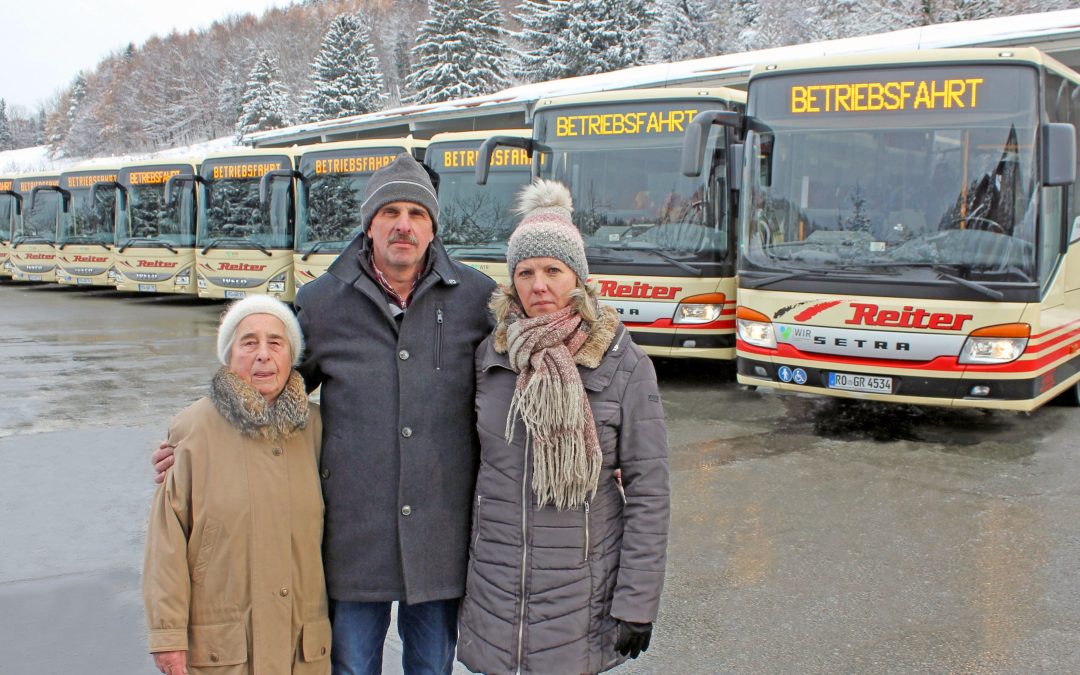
top-left (286, 138), bottom-right (427, 293)
top-left (479, 88), bottom-right (746, 360)
top-left (683, 48), bottom-right (1080, 411)
top-left (427, 130), bottom-right (533, 279)
top-left (196, 148), bottom-right (300, 302)
top-left (54, 165), bottom-right (119, 287)
top-left (105, 159), bottom-right (199, 295)
top-left (0, 176), bottom-right (16, 278)
top-left (9, 173), bottom-right (62, 283)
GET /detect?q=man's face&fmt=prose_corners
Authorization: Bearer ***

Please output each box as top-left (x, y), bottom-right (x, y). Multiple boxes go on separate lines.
top-left (367, 201), bottom-right (434, 275)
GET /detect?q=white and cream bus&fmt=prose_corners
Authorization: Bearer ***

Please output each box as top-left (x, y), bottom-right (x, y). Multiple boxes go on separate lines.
top-left (427, 129), bottom-right (533, 279)
top-left (10, 173), bottom-right (62, 283)
top-left (685, 48), bottom-right (1080, 411)
top-left (0, 177), bottom-right (16, 278)
top-left (54, 165), bottom-right (119, 287)
top-left (479, 88), bottom-right (746, 359)
top-left (284, 138), bottom-right (427, 293)
top-left (196, 148), bottom-right (300, 302)
top-left (103, 159), bottom-right (199, 295)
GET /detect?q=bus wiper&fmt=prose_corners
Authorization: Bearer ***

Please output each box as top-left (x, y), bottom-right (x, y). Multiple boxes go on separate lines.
top-left (928, 264), bottom-right (1003, 300)
top-left (58, 235), bottom-right (110, 251)
top-left (301, 239), bottom-right (351, 261)
top-left (201, 237), bottom-right (272, 256)
top-left (119, 238), bottom-right (178, 254)
top-left (12, 235), bottom-right (50, 246)
top-left (601, 245), bottom-right (702, 276)
top-left (742, 270), bottom-right (816, 289)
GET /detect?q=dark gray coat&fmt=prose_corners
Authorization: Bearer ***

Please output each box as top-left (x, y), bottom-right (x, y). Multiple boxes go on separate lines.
top-left (294, 236), bottom-right (496, 604)
top-left (457, 325), bottom-right (670, 675)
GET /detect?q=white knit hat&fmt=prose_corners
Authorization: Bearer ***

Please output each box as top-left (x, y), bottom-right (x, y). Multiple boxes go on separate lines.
top-left (506, 179), bottom-right (588, 283)
top-left (217, 295), bottom-right (304, 367)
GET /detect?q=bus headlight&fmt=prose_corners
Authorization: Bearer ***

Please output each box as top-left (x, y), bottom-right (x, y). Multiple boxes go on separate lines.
top-left (106, 267), bottom-right (116, 281)
top-left (736, 307), bottom-right (776, 349)
top-left (197, 275), bottom-right (206, 289)
top-left (958, 323), bottom-right (1029, 364)
top-left (267, 272), bottom-right (287, 293)
top-left (174, 268), bottom-right (191, 286)
top-left (673, 293), bottom-right (726, 324)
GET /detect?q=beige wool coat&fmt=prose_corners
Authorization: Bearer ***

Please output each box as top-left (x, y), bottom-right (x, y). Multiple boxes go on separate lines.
top-left (143, 397), bottom-right (330, 675)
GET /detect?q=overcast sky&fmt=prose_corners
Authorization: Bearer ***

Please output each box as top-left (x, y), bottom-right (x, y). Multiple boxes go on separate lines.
top-left (0, 0), bottom-right (294, 112)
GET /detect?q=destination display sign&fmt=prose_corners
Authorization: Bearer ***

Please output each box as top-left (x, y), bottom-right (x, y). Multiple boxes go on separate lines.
top-left (755, 65), bottom-right (1036, 120)
top-left (542, 101), bottom-right (705, 139)
top-left (15, 177), bottom-right (60, 192)
top-left (433, 144), bottom-right (532, 172)
top-left (204, 158), bottom-right (290, 180)
top-left (0, 180), bottom-right (13, 191)
top-left (62, 173), bottom-right (118, 189)
top-left (122, 166), bottom-right (188, 186)
top-left (304, 151), bottom-right (401, 176)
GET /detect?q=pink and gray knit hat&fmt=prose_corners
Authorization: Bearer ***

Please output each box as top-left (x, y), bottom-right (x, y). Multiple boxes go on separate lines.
top-left (506, 179), bottom-right (588, 282)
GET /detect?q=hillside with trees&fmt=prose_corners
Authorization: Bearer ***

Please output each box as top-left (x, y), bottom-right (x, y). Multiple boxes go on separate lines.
top-left (0, 0), bottom-right (1072, 159)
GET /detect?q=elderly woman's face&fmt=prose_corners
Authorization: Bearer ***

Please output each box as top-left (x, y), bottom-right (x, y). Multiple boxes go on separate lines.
top-left (513, 257), bottom-right (577, 317)
top-left (229, 314), bottom-right (292, 402)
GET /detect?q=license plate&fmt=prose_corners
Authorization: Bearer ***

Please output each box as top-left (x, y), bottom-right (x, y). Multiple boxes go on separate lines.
top-left (224, 290), bottom-right (246, 299)
top-left (77, 277), bottom-right (91, 285)
top-left (828, 371), bottom-right (893, 394)
top-left (29, 274), bottom-right (41, 281)
top-left (138, 284), bottom-right (156, 293)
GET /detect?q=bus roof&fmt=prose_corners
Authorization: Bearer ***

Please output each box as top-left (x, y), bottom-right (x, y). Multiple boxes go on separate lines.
top-left (61, 163), bottom-right (123, 176)
top-left (116, 157), bottom-right (200, 171)
top-left (296, 137), bottom-right (428, 157)
top-left (200, 147), bottom-right (302, 163)
top-left (533, 86), bottom-right (746, 113)
top-left (748, 46), bottom-right (1068, 79)
top-left (427, 129), bottom-right (531, 145)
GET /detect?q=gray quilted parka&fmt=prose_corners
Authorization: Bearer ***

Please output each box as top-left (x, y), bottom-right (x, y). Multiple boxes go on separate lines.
top-left (457, 322), bottom-right (670, 675)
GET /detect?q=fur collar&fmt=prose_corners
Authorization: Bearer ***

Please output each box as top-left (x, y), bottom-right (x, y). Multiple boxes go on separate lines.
top-left (210, 367), bottom-right (309, 441)
top-left (493, 290), bottom-right (620, 369)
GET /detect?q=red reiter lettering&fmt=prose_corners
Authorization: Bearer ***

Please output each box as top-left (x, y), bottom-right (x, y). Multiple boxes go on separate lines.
top-left (845, 302), bottom-right (972, 331)
top-left (597, 279), bottom-right (682, 300)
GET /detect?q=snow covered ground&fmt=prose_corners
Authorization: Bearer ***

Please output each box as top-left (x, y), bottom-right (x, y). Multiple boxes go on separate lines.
top-left (0, 135), bottom-right (243, 174)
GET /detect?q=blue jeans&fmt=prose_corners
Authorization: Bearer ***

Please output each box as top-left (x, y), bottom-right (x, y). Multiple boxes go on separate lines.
top-left (330, 598), bottom-right (459, 675)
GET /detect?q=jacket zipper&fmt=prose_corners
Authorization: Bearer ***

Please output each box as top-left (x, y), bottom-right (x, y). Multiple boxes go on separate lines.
top-left (435, 307), bottom-right (444, 370)
top-left (474, 495), bottom-right (483, 547)
top-left (583, 499), bottom-right (591, 562)
top-left (515, 436), bottom-right (529, 674)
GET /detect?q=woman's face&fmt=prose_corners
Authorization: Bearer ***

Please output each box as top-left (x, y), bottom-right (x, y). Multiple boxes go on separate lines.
top-left (228, 314), bottom-right (292, 402)
top-left (513, 257), bottom-right (577, 317)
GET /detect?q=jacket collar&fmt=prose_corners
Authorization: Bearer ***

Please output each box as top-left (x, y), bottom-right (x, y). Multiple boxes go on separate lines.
top-left (327, 232), bottom-right (461, 291)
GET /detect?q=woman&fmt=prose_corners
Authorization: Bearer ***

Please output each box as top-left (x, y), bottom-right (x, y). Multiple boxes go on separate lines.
top-left (457, 180), bottom-right (670, 674)
top-left (143, 296), bottom-right (330, 675)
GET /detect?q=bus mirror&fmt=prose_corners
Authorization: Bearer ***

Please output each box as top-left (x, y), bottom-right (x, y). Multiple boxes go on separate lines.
top-left (0, 190), bottom-right (20, 215)
top-left (164, 174), bottom-right (203, 204)
top-left (729, 143), bottom-right (743, 192)
top-left (476, 135), bottom-right (536, 185)
top-left (259, 170), bottom-right (301, 207)
top-left (420, 162), bottom-right (441, 194)
top-left (89, 181), bottom-right (124, 206)
top-left (1043, 122), bottom-right (1076, 187)
top-left (682, 110), bottom-right (740, 178)
top-left (30, 185), bottom-right (71, 213)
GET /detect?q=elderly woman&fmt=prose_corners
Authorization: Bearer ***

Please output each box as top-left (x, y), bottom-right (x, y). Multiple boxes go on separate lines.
top-left (457, 180), bottom-right (670, 674)
top-left (143, 296), bottom-right (330, 675)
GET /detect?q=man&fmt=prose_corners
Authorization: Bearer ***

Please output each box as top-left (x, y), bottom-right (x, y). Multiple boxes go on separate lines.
top-left (155, 153), bottom-right (496, 674)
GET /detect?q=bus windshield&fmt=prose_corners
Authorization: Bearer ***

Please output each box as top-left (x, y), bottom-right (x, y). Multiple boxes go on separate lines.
top-left (124, 185), bottom-right (195, 246)
top-left (199, 162), bottom-right (294, 249)
top-left (21, 191), bottom-right (58, 243)
top-left (60, 187), bottom-right (115, 245)
top-left (535, 101), bottom-right (729, 269)
top-left (741, 65), bottom-right (1040, 283)
top-left (0, 194), bottom-right (13, 241)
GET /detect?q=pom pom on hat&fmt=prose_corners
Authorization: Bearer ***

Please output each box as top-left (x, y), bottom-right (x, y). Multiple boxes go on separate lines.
top-left (506, 179), bottom-right (588, 283)
top-left (217, 295), bottom-right (305, 367)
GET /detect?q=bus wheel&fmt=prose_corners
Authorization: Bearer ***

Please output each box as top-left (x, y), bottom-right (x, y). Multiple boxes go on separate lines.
top-left (1053, 382), bottom-right (1080, 407)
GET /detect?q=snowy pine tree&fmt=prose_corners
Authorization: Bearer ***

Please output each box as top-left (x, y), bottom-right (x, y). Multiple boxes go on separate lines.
top-left (512, 0), bottom-right (571, 82)
top-left (236, 52), bottom-right (291, 140)
top-left (0, 100), bottom-right (14, 151)
top-left (648, 0), bottom-right (715, 63)
top-left (406, 0), bottom-right (511, 105)
top-left (560, 0), bottom-right (657, 77)
top-left (303, 12), bottom-right (386, 123)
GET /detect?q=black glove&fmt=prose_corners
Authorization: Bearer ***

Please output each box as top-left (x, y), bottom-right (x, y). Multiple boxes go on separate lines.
top-left (614, 620), bottom-right (653, 659)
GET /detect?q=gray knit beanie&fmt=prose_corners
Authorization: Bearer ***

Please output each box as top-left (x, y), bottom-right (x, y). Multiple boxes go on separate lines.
top-left (217, 295), bottom-right (304, 367)
top-left (506, 179), bottom-right (588, 283)
top-left (360, 153), bottom-right (440, 233)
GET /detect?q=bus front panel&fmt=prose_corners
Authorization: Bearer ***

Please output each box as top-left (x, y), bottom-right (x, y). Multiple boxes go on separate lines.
top-left (9, 176), bottom-right (60, 282)
top-left (56, 170), bottom-right (117, 287)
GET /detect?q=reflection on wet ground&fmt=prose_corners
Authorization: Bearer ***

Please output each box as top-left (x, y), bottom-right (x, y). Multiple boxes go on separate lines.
top-left (4, 282), bottom-right (1080, 673)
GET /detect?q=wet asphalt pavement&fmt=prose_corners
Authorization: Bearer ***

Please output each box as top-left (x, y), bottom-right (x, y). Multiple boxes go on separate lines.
top-left (2, 280), bottom-right (1079, 674)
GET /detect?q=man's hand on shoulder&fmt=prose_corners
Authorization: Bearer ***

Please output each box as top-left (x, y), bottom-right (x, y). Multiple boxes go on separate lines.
top-left (151, 440), bottom-right (176, 484)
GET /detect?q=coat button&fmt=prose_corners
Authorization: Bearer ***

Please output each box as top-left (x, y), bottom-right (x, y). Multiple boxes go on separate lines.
top-left (321, 468), bottom-right (330, 479)
top-left (401, 505), bottom-right (412, 516)
top-left (280, 587), bottom-right (289, 597)
top-left (321, 646), bottom-right (327, 655)
top-left (398, 349), bottom-right (410, 360)
top-left (401, 427), bottom-right (412, 438)
top-left (272, 447), bottom-right (282, 456)
top-left (210, 652), bottom-right (219, 663)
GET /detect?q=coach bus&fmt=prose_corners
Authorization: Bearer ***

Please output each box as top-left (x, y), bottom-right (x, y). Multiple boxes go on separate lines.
top-left (684, 48), bottom-right (1080, 411)
top-left (10, 173), bottom-right (62, 282)
top-left (479, 88), bottom-right (746, 359)
top-left (196, 148), bottom-right (300, 301)
top-left (284, 138), bottom-right (426, 293)
top-left (54, 165), bottom-right (119, 287)
top-left (104, 159), bottom-right (199, 294)
top-left (0, 177), bottom-right (16, 278)
top-left (428, 129), bottom-right (533, 278)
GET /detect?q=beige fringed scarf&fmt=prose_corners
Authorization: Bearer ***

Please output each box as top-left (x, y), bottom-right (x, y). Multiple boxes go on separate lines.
top-left (494, 297), bottom-right (620, 510)
top-left (210, 367), bottom-right (310, 441)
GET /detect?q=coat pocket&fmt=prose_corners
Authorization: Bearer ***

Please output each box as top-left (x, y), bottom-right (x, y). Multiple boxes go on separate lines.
top-left (301, 617), bottom-right (332, 662)
top-left (191, 518), bottom-right (222, 586)
top-left (188, 621), bottom-right (248, 667)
